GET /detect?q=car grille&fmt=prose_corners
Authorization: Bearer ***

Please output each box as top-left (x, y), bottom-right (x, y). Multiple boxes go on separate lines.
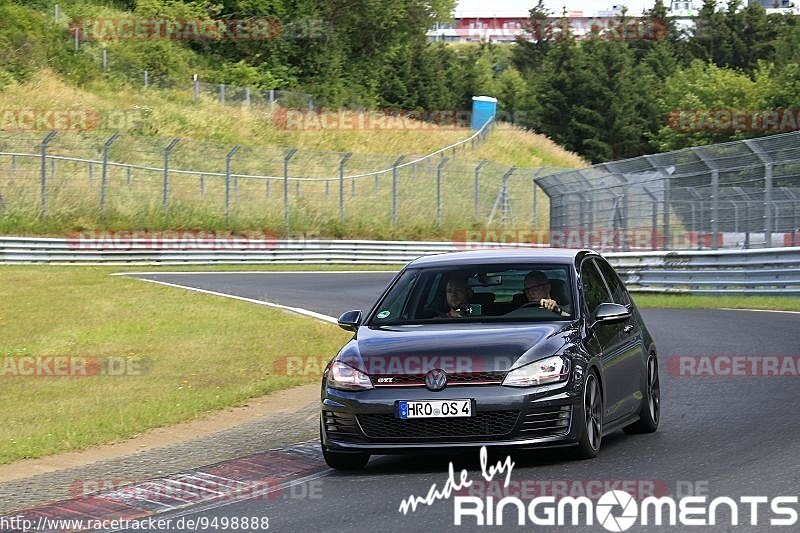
top-left (322, 411), bottom-right (364, 441)
top-left (372, 371), bottom-right (507, 387)
top-left (356, 411), bottom-right (520, 440)
top-left (518, 405), bottom-right (572, 438)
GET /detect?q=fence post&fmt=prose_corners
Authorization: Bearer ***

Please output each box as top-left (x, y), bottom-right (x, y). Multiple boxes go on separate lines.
top-left (39, 131), bottom-right (57, 219)
top-left (74, 27), bottom-right (79, 51)
top-left (100, 132), bottom-right (120, 213)
top-left (269, 89), bottom-right (275, 111)
top-left (102, 47), bottom-right (108, 72)
top-left (764, 163), bottom-right (773, 246)
top-left (392, 156), bottom-right (405, 227)
top-left (474, 160), bottom-right (488, 221)
top-left (219, 83), bottom-right (225, 105)
top-left (662, 176), bottom-right (671, 250)
top-left (200, 174), bottom-right (205, 198)
top-left (126, 167), bottom-right (132, 188)
top-left (144, 70), bottom-right (149, 88)
top-left (500, 167), bottom-right (516, 227)
top-left (11, 155), bottom-right (16, 176)
top-left (744, 139), bottom-right (773, 247)
top-left (88, 162), bottom-right (93, 183)
top-left (530, 168), bottom-right (545, 227)
top-left (193, 75), bottom-right (199, 102)
top-left (283, 148), bottom-right (298, 230)
top-left (339, 152), bottom-right (352, 223)
top-left (710, 169), bottom-right (719, 250)
top-left (162, 138), bottom-right (180, 210)
top-left (436, 158), bottom-right (448, 226)
top-left (642, 186), bottom-right (658, 251)
top-left (225, 146), bottom-right (240, 221)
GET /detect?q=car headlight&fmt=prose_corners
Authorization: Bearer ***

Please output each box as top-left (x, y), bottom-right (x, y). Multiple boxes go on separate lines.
top-left (502, 355), bottom-right (570, 387)
top-left (326, 361), bottom-right (373, 391)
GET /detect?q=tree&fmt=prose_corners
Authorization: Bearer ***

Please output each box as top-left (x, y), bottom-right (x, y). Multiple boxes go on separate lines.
top-left (512, 0), bottom-right (553, 74)
top-left (653, 60), bottom-right (764, 151)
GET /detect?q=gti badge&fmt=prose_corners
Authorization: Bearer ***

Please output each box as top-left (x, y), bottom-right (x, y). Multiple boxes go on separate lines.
top-left (425, 368), bottom-right (447, 391)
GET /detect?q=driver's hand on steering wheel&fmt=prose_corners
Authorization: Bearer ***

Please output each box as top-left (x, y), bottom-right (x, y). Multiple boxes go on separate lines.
top-left (540, 298), bottom-right (559, 312)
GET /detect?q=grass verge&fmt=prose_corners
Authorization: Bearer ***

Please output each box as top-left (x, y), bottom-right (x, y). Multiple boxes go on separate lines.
top-left (632, 293), bottom-right (800, 312)
top-left (0, 265), bottom-right (351, 464)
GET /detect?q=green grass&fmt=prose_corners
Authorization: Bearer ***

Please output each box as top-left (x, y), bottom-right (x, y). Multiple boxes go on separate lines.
top-left (632, 293), bottom-right (800, 312)
top-left (0, 265), bottom-right (352, 464)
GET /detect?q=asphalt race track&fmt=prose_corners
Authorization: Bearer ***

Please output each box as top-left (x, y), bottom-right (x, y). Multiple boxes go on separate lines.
top-left (119, 272), bottom-right (800, 532)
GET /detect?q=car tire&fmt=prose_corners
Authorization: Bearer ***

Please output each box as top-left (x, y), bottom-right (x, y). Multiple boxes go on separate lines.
top-left (572, 370), bottom-right (603, 459)
top-left (322, 449), bottom-right (370, 470)
top-left (623, 354), bottom-right (660, 434)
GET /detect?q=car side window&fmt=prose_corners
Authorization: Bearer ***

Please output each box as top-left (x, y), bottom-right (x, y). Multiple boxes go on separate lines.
top-left (594, 258), bottom-right (632, 307)
top-left (580, 259), bottom-right (612, 316)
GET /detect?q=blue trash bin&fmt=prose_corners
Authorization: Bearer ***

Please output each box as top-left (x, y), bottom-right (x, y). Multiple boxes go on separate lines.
top-left (471, 96), bottom-right (498, 130)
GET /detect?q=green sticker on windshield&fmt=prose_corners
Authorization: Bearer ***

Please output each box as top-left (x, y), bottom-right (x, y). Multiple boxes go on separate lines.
top-left (376, 310), bottom-right (391, 319)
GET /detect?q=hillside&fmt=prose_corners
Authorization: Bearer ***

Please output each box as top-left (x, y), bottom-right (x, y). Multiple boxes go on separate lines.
top-left (0, 71), bottom-right (585, 238)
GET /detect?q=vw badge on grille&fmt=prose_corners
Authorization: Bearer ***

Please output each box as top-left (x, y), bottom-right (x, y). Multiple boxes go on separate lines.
top-left (425, 369), bottom-right (447, 391)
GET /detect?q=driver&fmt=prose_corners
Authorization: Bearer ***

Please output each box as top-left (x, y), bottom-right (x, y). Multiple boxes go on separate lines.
top-left (523, 270), bottom-right (570, 317)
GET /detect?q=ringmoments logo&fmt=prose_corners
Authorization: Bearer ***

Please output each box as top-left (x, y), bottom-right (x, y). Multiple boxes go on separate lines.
top-left (397, 447), bottom-right (799, 529)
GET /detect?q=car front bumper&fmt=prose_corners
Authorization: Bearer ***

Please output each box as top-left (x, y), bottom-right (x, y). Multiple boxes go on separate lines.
top-left (320, 381), bottom-right (584, 454)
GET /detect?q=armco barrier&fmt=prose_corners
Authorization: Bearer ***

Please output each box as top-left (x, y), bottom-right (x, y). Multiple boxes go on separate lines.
top-left (1, 237), bottom-right (799, 295)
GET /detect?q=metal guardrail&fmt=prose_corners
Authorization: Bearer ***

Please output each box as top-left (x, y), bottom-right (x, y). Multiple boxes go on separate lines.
top-left (2, 237), bottom-right (799, 295)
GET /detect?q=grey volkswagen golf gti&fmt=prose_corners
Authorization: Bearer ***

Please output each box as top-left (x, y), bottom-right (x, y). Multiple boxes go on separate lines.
top-left (320, 249), bottom-right (660, 469)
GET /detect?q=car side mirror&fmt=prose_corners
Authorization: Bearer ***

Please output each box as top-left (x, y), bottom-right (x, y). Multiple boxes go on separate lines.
top-left (591, 303), bottom-right (631, 329)
top-left (337, 310), bottom-right (362, 332)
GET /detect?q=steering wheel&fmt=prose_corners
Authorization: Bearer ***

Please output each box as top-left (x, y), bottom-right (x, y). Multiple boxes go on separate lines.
top-left (519, 301), bottom-right (563, 314)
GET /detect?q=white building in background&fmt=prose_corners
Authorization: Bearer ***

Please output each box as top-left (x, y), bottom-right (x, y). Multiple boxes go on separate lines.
top-left (748, 0), bottom-right (799, 14)
top-left (668, 0), bottom-right (699, 17)
top-left (426, 1), bottom-right (652, 43)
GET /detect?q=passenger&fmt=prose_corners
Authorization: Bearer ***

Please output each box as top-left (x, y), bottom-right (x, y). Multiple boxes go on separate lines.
top-left (441, 276), bottom-right (473, 318)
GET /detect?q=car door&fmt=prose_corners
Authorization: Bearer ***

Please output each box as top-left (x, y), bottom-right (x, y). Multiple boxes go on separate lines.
top-left (579, 258), bottom-right (628, 423)
top-left (594, 257), bottom-right (647, 419)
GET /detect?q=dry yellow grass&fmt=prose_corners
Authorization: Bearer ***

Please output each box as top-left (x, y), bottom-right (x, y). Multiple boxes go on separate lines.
top-left (0, 71), bottom-right (586, 168)
top-left (0, 71), bottom-right (585, 236)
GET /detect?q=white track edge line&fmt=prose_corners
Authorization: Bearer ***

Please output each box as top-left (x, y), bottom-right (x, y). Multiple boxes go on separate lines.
top-left (717, 307), bottom-right (800, 315)
top-left (111, 270), bottom-right (399, 276)
top-left (128, 277), bottom-right (337, 324)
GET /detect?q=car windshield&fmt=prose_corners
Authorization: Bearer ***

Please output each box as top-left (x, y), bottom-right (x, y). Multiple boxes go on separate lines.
top-left (367, 264), bottom-right (574, 326)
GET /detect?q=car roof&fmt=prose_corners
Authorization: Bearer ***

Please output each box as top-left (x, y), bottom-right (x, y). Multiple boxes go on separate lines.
top-left (407, 248), bottom-right (598, 268)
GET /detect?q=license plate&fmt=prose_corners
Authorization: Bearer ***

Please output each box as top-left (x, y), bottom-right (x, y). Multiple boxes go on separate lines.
top-left (397, 399), bottom-right (472, 419)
